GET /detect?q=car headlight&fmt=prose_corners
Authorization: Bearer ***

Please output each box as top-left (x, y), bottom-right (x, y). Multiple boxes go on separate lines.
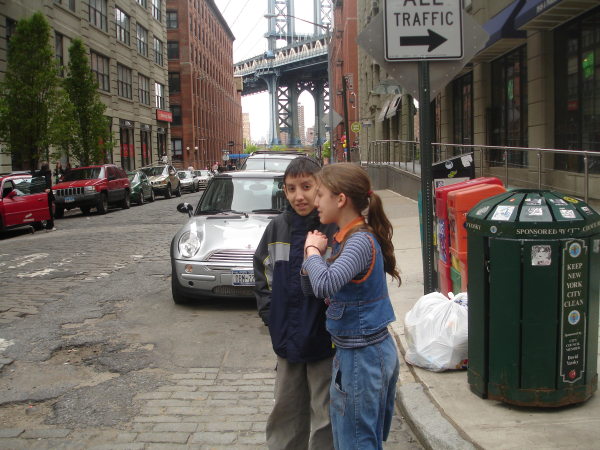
top-left (179, 231), bottom-right (202, 258)
top-left (84, 186), bottom-right (95, 193)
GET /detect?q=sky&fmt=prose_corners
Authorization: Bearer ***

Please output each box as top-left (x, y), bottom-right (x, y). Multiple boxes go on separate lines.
top-left (214, 0), bottom-right (318, 143)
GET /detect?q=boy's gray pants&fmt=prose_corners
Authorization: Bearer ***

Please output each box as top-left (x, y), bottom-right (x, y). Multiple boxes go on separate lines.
top-left (266, 356), bottom-right (335, 450)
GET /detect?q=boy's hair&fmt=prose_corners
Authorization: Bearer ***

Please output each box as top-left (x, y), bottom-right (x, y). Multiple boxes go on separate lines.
top-left (284, 156), bottom-right (321, 182)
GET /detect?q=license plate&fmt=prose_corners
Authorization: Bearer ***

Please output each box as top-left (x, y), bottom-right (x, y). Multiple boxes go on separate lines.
top-left (65, 197), bottom-right (75, 203)
top-left (232, 269), bottom-right (254, 286)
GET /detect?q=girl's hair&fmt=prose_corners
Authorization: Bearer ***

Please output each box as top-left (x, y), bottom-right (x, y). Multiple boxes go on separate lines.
top-left (318, 163), bottom-right (401, 286)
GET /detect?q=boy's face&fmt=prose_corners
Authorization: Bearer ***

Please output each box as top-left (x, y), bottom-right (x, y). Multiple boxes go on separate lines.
top-left (284, 173), bottom-right (318, 216)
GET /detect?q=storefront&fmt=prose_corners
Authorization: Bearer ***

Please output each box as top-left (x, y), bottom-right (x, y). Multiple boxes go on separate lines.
top-left (119, 119), bottom-right (135, 171)
top-left (140, 124), bottom-right (151, 167)
top-left (156, 110), bottom-right (172, 162)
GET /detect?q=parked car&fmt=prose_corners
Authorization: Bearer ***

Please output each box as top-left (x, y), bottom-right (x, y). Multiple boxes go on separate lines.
top-left (177, 170), bottom-right (197, 193)
top-left (140, 165), bottom-right (181, 199)
top-left (0, 175), bottom-right (51, 232)
top-left (239, 150), bottom-right (305, 171)
top-left (53, 164), bottom-right (131, 218)
top-left (171, 171), bottom-right (289, 304)
top-left (192, 170), bottom-right (212, 190)
top-left (127, 171), bottom-right (155, 205)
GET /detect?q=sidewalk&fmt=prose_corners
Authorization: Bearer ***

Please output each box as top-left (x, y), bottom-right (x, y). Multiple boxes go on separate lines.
top-left (379, 189), bottom-right (600, 450)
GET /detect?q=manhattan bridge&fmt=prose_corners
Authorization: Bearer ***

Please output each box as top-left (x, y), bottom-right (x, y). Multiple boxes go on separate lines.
top-left (233, 0), bottom-right (332, 147)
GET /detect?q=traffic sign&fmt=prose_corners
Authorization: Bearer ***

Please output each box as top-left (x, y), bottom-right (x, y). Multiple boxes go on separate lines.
top-left (222, 154), bottom-right (229, 161)
top-left (383, 0), bottom-right (463, 61)
top-left (228, 141), bottom-right (234, 146)
top-left (351, 122), bottom-right (361, 133)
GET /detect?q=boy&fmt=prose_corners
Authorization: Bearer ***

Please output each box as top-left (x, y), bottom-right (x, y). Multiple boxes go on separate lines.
top-left (254, 157), bottom-right (337, 450)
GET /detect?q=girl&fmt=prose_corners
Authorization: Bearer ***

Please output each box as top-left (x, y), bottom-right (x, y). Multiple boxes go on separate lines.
top-left (301, 163), bottom-right (401, 450)
top-left (54, 162), bottom-right (63, 185)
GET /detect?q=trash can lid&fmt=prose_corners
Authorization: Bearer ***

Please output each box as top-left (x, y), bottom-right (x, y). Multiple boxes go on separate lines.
top-left (466, 189), bottom-right (600, 239)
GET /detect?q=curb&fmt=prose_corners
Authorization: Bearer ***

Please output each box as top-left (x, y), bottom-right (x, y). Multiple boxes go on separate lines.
top-left (391, 329), bottom-right (478, 450)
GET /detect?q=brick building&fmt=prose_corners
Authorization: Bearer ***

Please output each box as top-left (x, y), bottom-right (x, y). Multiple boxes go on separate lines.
top-left (1, 0), bottom-right (171, 172)
top-left (242, 112), bottom-right (251, 148)
top-left (166, 0), bottom-right (242, 170)
top-left (329, 0), bottom-right (358, 162)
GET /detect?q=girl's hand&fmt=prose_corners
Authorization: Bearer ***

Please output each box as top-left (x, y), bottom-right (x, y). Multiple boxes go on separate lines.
top-left (305, 231), bottom-right (328, 254)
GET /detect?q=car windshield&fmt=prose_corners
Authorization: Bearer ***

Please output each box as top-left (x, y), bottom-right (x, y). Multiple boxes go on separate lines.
top-left (242, 158), bottom-right (292, 171)
top-left (11, 177), bottom-right (47, 195)
top-left (198, 176), bottom-right (288, 214)
top-left (141, 167), bottom-right (165, 177)
top-left (62, 167), bottom-right (104, 181)
top-left (178, 172), bottom-right (192, 179)
top-left (199, 170), bottom-right (210, 176)
top-left (127, 173), bottom-right (139, 183)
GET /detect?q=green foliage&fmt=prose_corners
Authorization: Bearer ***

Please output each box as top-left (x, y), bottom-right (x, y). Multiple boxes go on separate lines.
top-left (63, 37), bottom-right (114, 166)
top-left (322, 140), bottom-right (331, 158)
top-left (244, 143), bottom-right (258, 154)
top-left (270, 145), bottom-right (288, 152)
top-left (0, 12), bottom-right (70, 169)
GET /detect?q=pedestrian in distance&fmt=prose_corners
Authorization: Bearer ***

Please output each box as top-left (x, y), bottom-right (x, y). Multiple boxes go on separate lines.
top-left (161, 153), bottom-right (168, 164)
top-left (254, 156), bottom-right (338, 450)
top-left (64, 161), bottom-right (72, 179)
top-left (54, 162), bottom-right (64, 185)
top-left (301, 163), bottom-right (401, 450)
top-left (32, 161), bottom-right (57, 232)
top-left (188, 163), bottom-right (194, 171)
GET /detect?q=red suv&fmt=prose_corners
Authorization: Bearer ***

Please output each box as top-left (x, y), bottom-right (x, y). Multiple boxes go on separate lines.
top-left (53, 164), bottom-right (131, 218)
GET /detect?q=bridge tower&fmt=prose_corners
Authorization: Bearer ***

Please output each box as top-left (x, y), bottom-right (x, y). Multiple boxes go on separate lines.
top-left (263, 0), bottom-right (332, 148)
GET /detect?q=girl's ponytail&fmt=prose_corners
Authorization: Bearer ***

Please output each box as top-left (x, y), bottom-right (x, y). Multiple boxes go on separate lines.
top-left (367, 192), bottom-right (401, 286)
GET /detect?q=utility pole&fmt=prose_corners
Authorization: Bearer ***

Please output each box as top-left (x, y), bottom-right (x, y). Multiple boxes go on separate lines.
top-left (342, 75), bottom-right (350, 163)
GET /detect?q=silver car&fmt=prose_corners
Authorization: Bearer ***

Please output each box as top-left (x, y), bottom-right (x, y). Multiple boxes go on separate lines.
top-left (171, 171), bottom-right (288, 304)
top-left (177, 170), bottom-right (197, 193)
top-left (193, 170), bottom-right (212, 189)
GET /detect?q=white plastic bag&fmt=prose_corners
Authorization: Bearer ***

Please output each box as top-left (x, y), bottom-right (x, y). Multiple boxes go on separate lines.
top-left (404, 292), bottom-right (468, 372)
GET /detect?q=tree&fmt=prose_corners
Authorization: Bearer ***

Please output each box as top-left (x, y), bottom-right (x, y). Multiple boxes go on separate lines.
top-left (322, 140), bottom-right (331, 158)
top-left (0, 12), bottom-right (69, 169)
top-left (63, 37), bottom-right (114, 166)
top-left (270, 145), bottom-right (287, 152)
top-left (244, 143), bottom-right (258, 154)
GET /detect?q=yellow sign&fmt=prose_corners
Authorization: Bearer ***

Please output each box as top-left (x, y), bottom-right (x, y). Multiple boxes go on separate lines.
top-left (564, 196), bottom-right (580, 204)
top-left (351, 122), bottom-right (361, 133)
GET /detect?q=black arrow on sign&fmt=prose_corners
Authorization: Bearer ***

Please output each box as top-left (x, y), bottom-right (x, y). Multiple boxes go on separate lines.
top-left (400, 29), bottom-right (448, 52)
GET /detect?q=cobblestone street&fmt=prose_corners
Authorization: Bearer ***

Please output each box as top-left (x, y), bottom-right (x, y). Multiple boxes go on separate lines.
top-left (0, 191), bottom-right (422, 449)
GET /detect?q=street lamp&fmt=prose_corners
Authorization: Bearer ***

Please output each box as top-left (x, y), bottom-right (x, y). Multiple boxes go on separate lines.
top-left (264, 13), bottom-right (334, 163)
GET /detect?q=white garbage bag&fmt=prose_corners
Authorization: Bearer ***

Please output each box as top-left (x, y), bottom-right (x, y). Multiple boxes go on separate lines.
top-left (404, 292), bottom-right (469, 372)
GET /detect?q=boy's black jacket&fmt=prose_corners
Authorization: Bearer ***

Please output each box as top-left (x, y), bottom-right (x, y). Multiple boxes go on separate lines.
top-left (254, 204), bottom-right (337, 363)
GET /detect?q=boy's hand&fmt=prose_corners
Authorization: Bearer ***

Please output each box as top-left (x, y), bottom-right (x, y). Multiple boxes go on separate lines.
top-left (305, 231), bottom-right (328, 254)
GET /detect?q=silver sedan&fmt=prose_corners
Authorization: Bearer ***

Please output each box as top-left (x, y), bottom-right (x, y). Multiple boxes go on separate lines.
top-left (171, 171), bottom-right (288, 304)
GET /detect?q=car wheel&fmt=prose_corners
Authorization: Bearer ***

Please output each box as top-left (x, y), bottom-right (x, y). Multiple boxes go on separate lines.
top-left (97, 194), bottom-right (108, 215)
top-left (121, 193), bottom-right (131, 209)
top-left (175, 183), bottom-right (182, 197)
top-left (137, 191), bottom-right (144, 206)
top-left (172, 277), bottom-right (192, 305)
top-left (80, 206), bottom-right (91, 215)
top-left (149, 189), bottom-right (155, 202)
top-left (165, 184), bottom-right (172, 199)
top-left (33, 221), bottom-right (45, 231)
top-left (55, 207), bottom-right (65, 219)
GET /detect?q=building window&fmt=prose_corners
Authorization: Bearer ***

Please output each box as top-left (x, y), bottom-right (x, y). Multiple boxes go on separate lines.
top-left (89, 0), bottom-right (108, 31)
top-left (157, 132), bottom-right (166, 160)
top-left (117, 64), bottom-right (132, 99)
top-left (555, 6), bottom-right (600, 173)
top-left (6, 19), bottom-right (17, 51)
top-left (152, 0), bottom-right (161, 23)
top-left (491, 45), bottom-right (528, 167)
top-left (136, 24), bottom-right (148, 57)
top-left (170, 105), bottom-right (182, 126)
top-left (140, 129), bottom-right (151, 166)
top-left (168, 73), bottom-right (180, 93)
top-left (155, 82), bottom-right (164, 109)
top-left (69, 0), bottom-right (75, 11)
top-left (90, 51), bottom-right (110, 92)
top-left (154, 38), bottom-right (163, 66)
top-left (171, 138), bottom-right (183, 161)
top-left (55, 32), bottom-right (64, 77)
top-left (115, 8), bottom-right (130, 46)
top-left (136, 0), bottom-right (146, 8)
top-left (452, 72), bottom-right (473, 150)
top-left (138, 74), bottom-right (150, 105)
top-left (120, 127), bottom-right (134, 171)
top-left (167, 41), bottom-right (179, 59)
top-left (166, 11), bottom-right (178, 28)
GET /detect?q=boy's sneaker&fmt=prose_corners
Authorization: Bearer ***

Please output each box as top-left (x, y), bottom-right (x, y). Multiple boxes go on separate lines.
top-left (46, 227), bottom-right (57, 232)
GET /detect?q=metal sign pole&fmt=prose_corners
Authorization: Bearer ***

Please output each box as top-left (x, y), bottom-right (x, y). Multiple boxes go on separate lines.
top-left (419, 61), bottom-right (435, 294)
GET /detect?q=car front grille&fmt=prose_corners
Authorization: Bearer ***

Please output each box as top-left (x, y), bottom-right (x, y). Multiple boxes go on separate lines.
top-left (55, 187), bottom-right (84, 197)
top-left (212, 285), bottom-right (254, 296)
top-left (206, 250), bottom-right (254, 264)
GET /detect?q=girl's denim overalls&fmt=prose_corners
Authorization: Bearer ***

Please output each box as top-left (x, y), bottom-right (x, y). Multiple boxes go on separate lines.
top-left (326, 231), bottom-right (400, 450)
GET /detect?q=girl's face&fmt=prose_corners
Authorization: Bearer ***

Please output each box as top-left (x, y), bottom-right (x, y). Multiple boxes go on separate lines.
top-left (314, 183), bottom-right (340, 225)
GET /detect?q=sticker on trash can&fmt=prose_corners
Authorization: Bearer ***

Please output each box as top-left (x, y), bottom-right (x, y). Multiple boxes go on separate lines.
top-left (550, 198), bottom-right (567, 206)
top-left (445, 161), bottom-right (453, 169)
top-left (594, 240), bottom-right (600, 254)
top-left (490, 226), bottom-right (498, 234)
top-left (460, 155), bottom-right (472, 167)
top-left (560, 209), bottom-right (577, 219)
top-left (568, 310), bottom-right (581, 325)
top-left (527, 207), bottom-right (544, 216)
top-left (525, 198), bottom-right (542, 206)
top-left (569, 242), bottom-right (582, 258)
top-left (531, 245), bottom-right (552, 266)
top-left (476, 206), bottom-right (490, 216)
top-left (492, 205), bottom-right (515, 221)
top-left (581, 206), bottom-right (594, 216)
top-left (564, 196), bottom-right (580, 204)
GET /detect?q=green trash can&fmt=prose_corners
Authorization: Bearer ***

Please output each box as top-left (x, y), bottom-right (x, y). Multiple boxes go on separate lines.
top-left (466, 189), bottom-right (600, 407)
